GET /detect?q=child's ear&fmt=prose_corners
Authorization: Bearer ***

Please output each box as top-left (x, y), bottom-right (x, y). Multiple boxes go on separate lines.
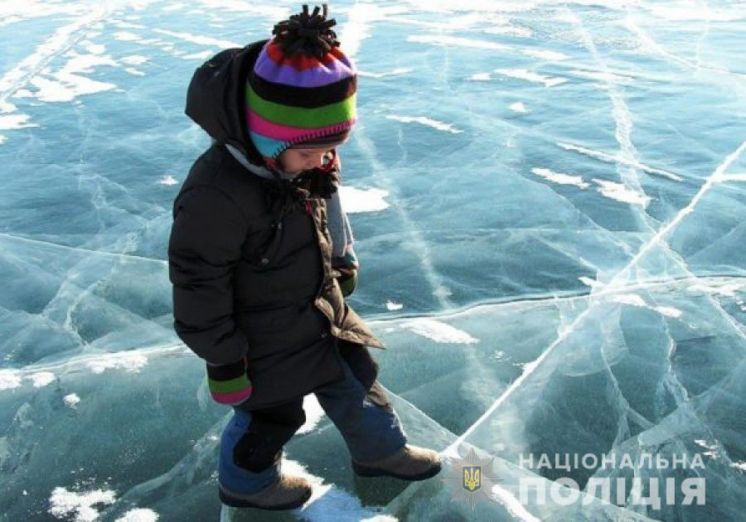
top-left (320, 148), bottom-right (339, 172)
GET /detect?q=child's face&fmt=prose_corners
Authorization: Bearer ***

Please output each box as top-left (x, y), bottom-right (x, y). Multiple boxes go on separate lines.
top-left (278, 147), bottom-right (334, 176)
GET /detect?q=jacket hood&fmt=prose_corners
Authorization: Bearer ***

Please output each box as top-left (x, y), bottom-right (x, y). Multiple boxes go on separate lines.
top-left (185, 39), bottom-right (269, 166)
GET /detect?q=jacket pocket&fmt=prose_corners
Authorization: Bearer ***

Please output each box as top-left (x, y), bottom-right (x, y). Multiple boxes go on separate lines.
top-left (242, 217), bottom-right (284, 269)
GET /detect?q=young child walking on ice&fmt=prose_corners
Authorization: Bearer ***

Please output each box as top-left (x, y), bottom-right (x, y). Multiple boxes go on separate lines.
top-left (168, 3), bottom-right (441, 511)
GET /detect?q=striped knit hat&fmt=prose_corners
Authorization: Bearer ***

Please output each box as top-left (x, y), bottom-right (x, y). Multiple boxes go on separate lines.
top-left (245, 4), bottom-right (357, 171)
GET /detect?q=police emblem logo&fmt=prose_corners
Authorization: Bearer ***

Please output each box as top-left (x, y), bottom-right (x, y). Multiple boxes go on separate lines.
top-left (441, 446), bottom-right (501, 511)
top-left (463, 465), bottom-right (481, 492)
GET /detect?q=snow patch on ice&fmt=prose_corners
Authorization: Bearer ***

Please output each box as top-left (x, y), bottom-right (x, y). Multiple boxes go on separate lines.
top-left (531, 167), bottom-right (589, 188)
top-left (28, 371), bottom-right (55, 388)
top-left (340, 186), bottom-right (390, 213)
top-left (655, 306), bottom-right (683, 318)
top-left (611, 293), bottom-right (647, 307)
top-left (593, 179), bottom-right (651, 206)
top-left (28, 50), bottom-right (119, 103)
top-left (0, 113), bottom-right (38, 130)
top-left (470, 72), bottom-right (492, 81)
top-left (114, 31), bottom-right (141, 42)
top-left (0, 9), bottom-right (113, 131)
top-left (400, 318), bottom-right (479, 344)
top-left (80, 41), bottom-right (105, 55)
top-left (644, 3), bottom-right (744, 22)
top-left (558, 141), bottom-right (683, 182)
top-left (337, 3), bottom-right (388, 58)
top-left (0, 100), bottom-right (17, 112)
top-left (121, 55), bottom-right (148, 66)
top-left (509, 102), bottom-right (527, 113)
top-left (568, 68), bottom-right (635, 85)
top-left (159, 175), bottom-right (179, 186)
top-left (494, 68), bottom-right (568, 87)
top-left (86, 352), bottom-right (148, 374)
top-left (694, 439), bottom-right (720, 459)
top-left (609, 294), bottom-right (684, 319)
top-left (386, 300), bottom-right (404, 311)
top-left (64, 393), bottom-right (81, 408)
top-left (112, 21), bottom-right (146, 30)
top-left (180, 50), bottom-right (213, 61)
top-left (358, 67), bottom-right (413, 79)
top-left (0, 1), bottom-right (85, 27)
top-left (0, 370), bottom-right (22, 391)
top-left (392, 11), bottom-right (494, 31)
top-left (483, 25), bottom-right (533, 38)
top-left (192, 1), bottom-right (288, 20)
top-left (688, 281), bottom-right (744, 297)
top-left (408, 34), bottom-right (510, 51)
top-left (386, 115), bottom-right (462, 134)
top-left (694, 439), bottom-right (717, 450)
top-left (162, 3), bottom-right (186, 12)
top-left (48, 486), bottom-right (116, 522)
top-left (522, 49), bottom-right (570, 61)
top-left (152, 29), bottom-right (240, 49)
top-left (579, 276), bottom-right (602, 288)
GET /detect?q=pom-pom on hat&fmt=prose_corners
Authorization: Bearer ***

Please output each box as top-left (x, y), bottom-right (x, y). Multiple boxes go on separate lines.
top-left (245, 4), bottom-right (357, 170)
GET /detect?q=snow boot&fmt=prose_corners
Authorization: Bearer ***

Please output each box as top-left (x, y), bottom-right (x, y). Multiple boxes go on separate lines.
top-left (219, 474), bottom-right (312, 510)
top-left (351, 444), bottom-right (442, 480)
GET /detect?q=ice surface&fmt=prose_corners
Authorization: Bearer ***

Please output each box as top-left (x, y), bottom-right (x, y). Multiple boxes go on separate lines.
top-left (1, 0), bottom-right (745, 520)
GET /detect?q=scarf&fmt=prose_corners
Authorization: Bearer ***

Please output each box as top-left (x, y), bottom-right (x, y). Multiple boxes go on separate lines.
top-left (225, 144), bottom-right (354, 259)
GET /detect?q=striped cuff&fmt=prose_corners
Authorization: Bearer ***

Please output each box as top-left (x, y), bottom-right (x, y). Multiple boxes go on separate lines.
top-left (205, 357), bottom-right (253, 406)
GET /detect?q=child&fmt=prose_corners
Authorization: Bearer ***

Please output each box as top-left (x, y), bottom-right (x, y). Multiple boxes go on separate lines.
top-left (168, 3), bottom-right (441, 511)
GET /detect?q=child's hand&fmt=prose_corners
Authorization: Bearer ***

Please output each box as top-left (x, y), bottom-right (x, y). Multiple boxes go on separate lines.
top-left (205, 356), bottom-right (253, 406)
top-left (334, 265), bottom-right (357, 297)
top-left (332, 247), bottom-right (359, 297)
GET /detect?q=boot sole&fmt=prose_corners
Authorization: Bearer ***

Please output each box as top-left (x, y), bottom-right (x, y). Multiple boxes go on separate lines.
top-left (219, 486), bottom-right (312, 511)
top-left (352, 460), bottom-right (442, 481)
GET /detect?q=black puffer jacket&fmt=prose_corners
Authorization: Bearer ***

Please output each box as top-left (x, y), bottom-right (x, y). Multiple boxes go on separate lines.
top-left (168, 39), bottom-right (384, 410)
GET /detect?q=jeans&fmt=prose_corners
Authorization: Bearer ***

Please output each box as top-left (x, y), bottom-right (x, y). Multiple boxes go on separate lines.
top-left (218, 355), bottom-right (408, 497)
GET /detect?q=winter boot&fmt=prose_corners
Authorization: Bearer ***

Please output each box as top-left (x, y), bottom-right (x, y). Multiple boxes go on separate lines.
top-left (219, 474), bottom-right (313, 510)
top-left (351, 444), bottom-right (442, 480)
top-left (218, 407), bottom-right (311, 510)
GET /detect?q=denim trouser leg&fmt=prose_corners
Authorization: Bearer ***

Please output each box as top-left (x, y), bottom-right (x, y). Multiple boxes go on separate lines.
top-left (218, 357), bottom-right (407, 497)
top-left (218, 408), bottom-right (284, 496)
top-left (314, 358), bottom-right (408, 463)
top-left (219, 397), bottom-right (306, 497)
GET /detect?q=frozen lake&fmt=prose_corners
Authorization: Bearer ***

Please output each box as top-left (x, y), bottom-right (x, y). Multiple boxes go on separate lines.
top-left (1, 0), bottom-right (745, 520)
